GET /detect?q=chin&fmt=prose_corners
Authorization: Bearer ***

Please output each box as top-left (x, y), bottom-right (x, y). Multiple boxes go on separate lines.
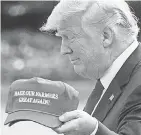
top-left (73, 65), bottom-right (89, 79)
top-left (74, 65), bottom-right (99, 80)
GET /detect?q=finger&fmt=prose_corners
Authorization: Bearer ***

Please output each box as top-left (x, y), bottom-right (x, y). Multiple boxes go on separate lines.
top-left (52, 128), bottom-right (60, 134)
top-left (59, 110), bottom-right (81, 122)
top-left (55, 119), bottom-right (79, 133)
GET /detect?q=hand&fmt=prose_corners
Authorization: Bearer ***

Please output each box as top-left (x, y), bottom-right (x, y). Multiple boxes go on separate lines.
top-left (54, 110), bottom-right (98, 135)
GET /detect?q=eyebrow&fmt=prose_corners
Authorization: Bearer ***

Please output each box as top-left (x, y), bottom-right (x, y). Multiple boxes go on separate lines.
top-left (40, 27), bottom-right (58, 37)
top-left (47, 29), bottom-right (58, 36)
top-left (55, 29), bottom-right (67, 37)
top-left (56, 28), bottom-right (76, 37)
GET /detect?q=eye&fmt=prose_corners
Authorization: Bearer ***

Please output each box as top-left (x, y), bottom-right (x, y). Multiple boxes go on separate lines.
top-left (64, 35), bottom-right (69, 39)
top-left (62, 34), bottom-right (75, 40)
top-left (62, 35), bottom-right (68, 40)
top-left (68, 35), bottom-right (75, 40)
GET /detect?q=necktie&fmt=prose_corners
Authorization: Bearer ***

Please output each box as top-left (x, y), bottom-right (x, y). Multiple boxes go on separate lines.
top-left (83, 79), bottom-right (104, 115)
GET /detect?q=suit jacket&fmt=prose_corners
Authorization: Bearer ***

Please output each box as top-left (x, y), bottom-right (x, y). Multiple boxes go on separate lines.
top-left (84, 43), bottom-right (141, 135)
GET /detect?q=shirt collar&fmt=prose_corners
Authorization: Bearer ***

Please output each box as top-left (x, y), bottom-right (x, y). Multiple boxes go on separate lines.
top-left (100, 40), bottom-right (138, 89)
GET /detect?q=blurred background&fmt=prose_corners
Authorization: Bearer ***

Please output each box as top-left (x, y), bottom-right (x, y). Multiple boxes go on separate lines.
top-left (1, 1), bottom-right (141, 135)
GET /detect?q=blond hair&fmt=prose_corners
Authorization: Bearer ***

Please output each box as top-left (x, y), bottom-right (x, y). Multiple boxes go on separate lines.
top-left (41, 0), bottom-right (139, 38)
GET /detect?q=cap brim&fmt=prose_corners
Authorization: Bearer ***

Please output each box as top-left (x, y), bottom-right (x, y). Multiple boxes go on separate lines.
top-left (4, 111), bottom-right (62, 128)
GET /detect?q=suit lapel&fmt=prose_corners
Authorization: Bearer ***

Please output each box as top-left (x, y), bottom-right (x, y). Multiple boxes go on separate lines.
top-left (92, 44), bottom-right (141, 122)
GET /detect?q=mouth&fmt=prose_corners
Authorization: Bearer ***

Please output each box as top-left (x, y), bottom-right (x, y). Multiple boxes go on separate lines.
top-left (70, 58), bottom-right (80, 64)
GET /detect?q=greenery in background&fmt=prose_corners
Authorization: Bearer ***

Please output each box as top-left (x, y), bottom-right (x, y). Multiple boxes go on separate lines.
top-left (1, 1), bottom-right (141, 85)
top-left (1, 1), bottom-right (141, 106)
top-left (1, 1), bottom-right (86, 86)
top-left (1, 29), bottom-right (84, 85)
top-left (1, 3), bottom-right (141, 135)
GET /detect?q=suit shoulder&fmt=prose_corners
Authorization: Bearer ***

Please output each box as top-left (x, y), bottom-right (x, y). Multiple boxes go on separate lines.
top-left (117, 85), bottom-right (141, 133)
top-left (125, 85), bottom-right (141, 107)
top-left (119, 85), bottom-right (141, 121)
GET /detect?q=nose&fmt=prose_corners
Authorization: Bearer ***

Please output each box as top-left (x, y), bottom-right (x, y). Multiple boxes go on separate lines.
top-left (60, 40), bottom-right (73, 55)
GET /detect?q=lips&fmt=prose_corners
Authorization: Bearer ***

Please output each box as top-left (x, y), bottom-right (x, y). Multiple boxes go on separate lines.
top-left (71, 58), bottom-right (78, 61)
top-left (70, 58), bottom-right (80, 64)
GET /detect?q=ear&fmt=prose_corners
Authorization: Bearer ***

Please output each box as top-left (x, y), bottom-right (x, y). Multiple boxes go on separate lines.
top-left (102, 27), bottom-right (113, 48)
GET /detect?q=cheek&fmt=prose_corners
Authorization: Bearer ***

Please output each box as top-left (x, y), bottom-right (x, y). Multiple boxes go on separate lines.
top-left (74, 37), bottom-right (93, 56)
top-left (80, 45), bottom-right (104, 72)
top-left (87, 51), bottom-right (105, 69)
top-left (73, 36), bottom-right (104, 66)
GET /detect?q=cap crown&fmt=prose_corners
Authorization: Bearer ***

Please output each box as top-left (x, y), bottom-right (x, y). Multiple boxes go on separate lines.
top-left (6, 77), bottom-right (79, 116)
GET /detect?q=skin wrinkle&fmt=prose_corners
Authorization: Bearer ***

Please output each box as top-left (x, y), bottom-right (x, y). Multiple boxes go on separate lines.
top-left (59, 26), bottom-right (83, 39)
top-left (65, 28), bottom-right (83, 40)
top-left (45, 0), bottom-right (139, 38)
top-left (59, 12), bottom-right (83, 30)
top-left (82, 2), bottom-right (109, 27)
top-left (53, 1), bottom-right (137, 80)
top-left (62, 37), bottom-right (75, 52)
top-left (105, 50), bottom-right (113, 73)
top-left (61, 23), bottom-right (116, 80)
top-left (90, 5), bottom-right (114, 25)
top-left (74, 36), bottom-right (103, 79)
top-left (60, 27), bottom-right (85, 56)
top-left (73, 38), bottom-right (92, 78)
top-left (109, 49), bottom-right (113, 65)
top-left (60, 17), bottom-right (111, 79)
top-left (40, 1), bottom-right (140, 135)
top-left (58, 5), bottom-right (102, 37)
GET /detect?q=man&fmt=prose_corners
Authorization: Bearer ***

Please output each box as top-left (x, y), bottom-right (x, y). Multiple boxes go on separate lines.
top-left (40, 0), bottom-right (141, 135)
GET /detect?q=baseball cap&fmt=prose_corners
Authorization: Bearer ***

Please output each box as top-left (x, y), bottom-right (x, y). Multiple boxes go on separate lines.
top-left (4, 77), bottom-right (79, 128)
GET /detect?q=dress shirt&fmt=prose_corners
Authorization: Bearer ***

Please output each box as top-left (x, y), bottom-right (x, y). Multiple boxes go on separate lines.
top-left (90, 40), bottom-right (138, 135)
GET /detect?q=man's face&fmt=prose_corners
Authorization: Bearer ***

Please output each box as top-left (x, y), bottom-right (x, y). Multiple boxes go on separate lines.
top-left (57, 14), bottom-right (109, 80)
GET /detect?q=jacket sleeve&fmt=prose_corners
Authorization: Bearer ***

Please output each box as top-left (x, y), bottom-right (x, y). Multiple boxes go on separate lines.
top-left (95, 85), bottom-right (141, 135)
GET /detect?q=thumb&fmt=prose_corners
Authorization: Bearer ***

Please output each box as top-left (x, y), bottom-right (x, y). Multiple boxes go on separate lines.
top-left (59, 110), bottom-right (81, 122)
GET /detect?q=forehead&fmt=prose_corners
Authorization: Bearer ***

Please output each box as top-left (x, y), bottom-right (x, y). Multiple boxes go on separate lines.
top-left (57, 12), bottom-right (83, 33)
